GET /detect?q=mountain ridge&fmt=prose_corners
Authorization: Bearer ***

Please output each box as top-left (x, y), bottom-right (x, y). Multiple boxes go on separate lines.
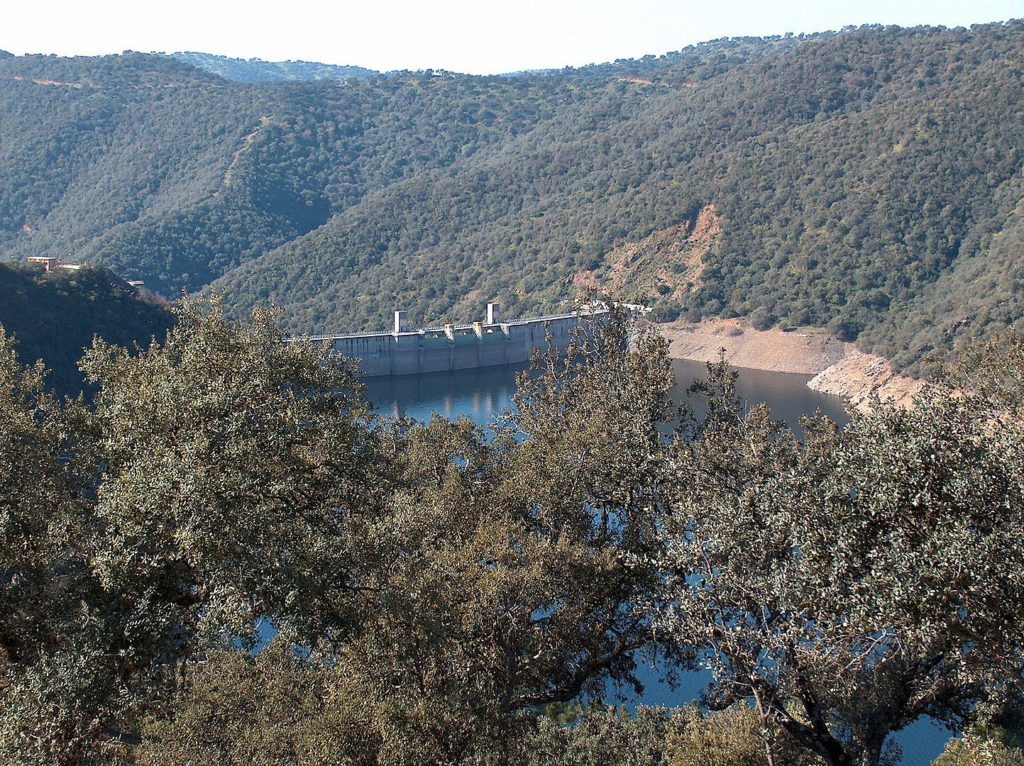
top-left (163, 51), bottom-right (379, 83)
top-left (2, 22), bottom-right (1023, 373)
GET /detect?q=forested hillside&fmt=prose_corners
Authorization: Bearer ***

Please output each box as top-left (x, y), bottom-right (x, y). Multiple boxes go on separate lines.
top-left (0, 264), bottom-right (173, 394)
top-left (0, 52), bottom-right (585, 294)
top-left (2, 23), bottom-right (1023, 372)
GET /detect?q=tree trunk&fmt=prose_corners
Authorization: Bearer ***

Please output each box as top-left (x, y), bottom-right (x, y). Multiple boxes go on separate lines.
top-left (751, 687), bottom-right (777, 766)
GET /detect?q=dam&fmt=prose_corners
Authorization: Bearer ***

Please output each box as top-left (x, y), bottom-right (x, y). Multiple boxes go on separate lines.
top-left (300, 303), bottom-right (610, 377)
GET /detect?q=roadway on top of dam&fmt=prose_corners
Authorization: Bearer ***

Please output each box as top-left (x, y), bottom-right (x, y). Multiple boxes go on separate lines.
top-left (292, 302), bottom-right (640, 343)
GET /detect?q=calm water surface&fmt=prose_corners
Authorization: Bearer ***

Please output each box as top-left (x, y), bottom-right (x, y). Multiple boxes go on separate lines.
top-left (364, 358), bottom-right (851, 428)
top-left (363, 359), bottom-right (951, 765)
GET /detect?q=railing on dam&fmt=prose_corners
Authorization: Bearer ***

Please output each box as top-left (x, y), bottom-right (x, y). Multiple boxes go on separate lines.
top-left (297, 306), bottom-right (613, 343)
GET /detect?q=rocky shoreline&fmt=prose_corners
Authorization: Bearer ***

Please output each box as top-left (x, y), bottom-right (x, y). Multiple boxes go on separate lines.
top-left (657, 319), bottom-right (922, 411)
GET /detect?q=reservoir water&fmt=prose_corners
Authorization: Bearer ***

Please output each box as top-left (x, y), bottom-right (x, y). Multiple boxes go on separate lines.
top-left (363, 358), bottom-right (951, 766)
top-left (365, 358), bottom-right (850, 430)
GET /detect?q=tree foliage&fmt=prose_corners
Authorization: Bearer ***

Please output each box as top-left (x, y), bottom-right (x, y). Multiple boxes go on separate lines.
top-left (2, 306), bottom-right (1024, 764)
top-left (0, 299), bottom-right (383, 762)
top-left (660, 351), bottom-right (1024, 765)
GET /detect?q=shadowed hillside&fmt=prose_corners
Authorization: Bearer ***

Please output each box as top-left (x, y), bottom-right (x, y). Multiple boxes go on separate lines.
top-left (0, 263), bottom-right (174, 395)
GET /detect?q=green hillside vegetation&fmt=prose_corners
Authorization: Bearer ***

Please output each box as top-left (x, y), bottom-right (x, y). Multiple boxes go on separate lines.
top-left (0, 52), bottom-right (608, 293)
top-left (2, 24), bottom-right (1024, 372)
top-left (165, 51), bottom-right (378, 82)
top-left (0, 263), bottom-right (174, 395)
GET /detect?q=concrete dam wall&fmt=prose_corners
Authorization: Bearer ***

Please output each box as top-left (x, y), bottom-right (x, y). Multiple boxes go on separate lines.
top-left (303, 304), bottom-right (609, 378)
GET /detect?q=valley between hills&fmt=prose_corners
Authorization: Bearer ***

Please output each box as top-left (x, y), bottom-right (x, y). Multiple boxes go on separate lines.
top-left (2, 21), bottom-right (1024, 389)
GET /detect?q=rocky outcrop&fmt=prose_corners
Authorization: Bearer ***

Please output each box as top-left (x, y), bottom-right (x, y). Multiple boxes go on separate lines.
top-left (578, 205), bottom-right (723, 305)
top-left (807, 351), bottom-right (924, 412)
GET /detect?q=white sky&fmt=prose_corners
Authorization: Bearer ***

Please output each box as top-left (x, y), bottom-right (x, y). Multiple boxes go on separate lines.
top-left (3, 0), bottom-right (1023, 75)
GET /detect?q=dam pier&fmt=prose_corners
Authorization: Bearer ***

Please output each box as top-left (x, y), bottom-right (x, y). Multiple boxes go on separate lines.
top-left (299, 302), bottom-right (610, 377)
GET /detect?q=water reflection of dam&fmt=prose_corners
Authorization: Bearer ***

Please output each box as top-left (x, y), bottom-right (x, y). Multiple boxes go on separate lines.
top-left (300, 303), bottom-right (610, 378)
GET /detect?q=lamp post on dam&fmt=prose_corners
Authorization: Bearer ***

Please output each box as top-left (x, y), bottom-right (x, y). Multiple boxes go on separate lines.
top-left (297, 302), bottom-right (614, 377)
